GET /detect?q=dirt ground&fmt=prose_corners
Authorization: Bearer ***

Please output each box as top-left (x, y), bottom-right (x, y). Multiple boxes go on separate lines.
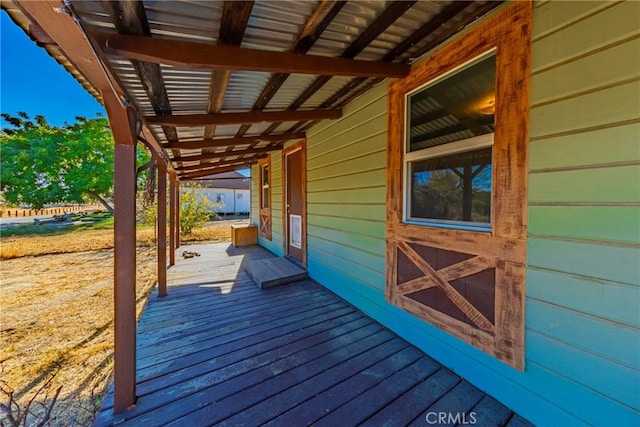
top-left (0, 220), bottom-right (245, 426)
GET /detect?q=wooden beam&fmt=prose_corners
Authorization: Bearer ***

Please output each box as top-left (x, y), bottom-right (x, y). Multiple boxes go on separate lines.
top-left (179, 163), bottom-right (259, 180)
top-left (165, 132), bottom-right (305, 150)
top-left (173, 145), bottom-right (281, 163)
top-left (92, 31), bottom-right (410, 78)
top-left (175, 179), bottom-right (181, 248)
top-left (156, 159), bottom-right (167, 297)
top-left (146, 109), bottom-right (341, 126)
top-left (169, 171), bottom-right (176, 266)
top-left (103, 90), bottom-right (137, 413)
top-left (175, 155), bottom-right (266, 172)
top-left (205, 1), bottom-right (254, 139)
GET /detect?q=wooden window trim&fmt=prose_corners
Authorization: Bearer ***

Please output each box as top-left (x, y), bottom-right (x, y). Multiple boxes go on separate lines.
top-left (258, 157), bottom-right (271, 240)
top-left (386, 2), bottom-right (532, 370)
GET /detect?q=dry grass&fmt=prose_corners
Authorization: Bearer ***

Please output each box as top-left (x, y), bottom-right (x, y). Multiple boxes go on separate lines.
top-left (0, 219), bottom-right (243, 425)
top-left (0, 220), bottom-right (236, 260)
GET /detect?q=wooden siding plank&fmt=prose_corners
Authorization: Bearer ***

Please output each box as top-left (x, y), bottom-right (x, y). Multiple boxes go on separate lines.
top-left (307, 213), bottom-right (385, 238)
top-left (529, 122), bottom-right (640, 170)
top-left (526, 299), bottom-right (640, 369)
top-left (531, 0), bottom-right (612, 41)
top-left (528, 165), bottom-right (640, 203)
top-left (307, 130), bottom-right (386, 169)
top-left (307, 149), bottom-right (386, 179)
top-left (531, 37), bottom-right (640, 106)
top-left (307, 235), bottom-right (385, 275)
top-left (307, 185), bottom-right (387, 205)
top-left (307, 243), bottom-right (385, 286)
top-left (308, 252), bottom-right (384, 293)
top-left (521, 361), bottom-right (640, 426)
top-left (307, 203), bottom-right (386, 222)
top-left (531, 1), bottom-right (640, 73)
top-left (307, 107), bottom-right (386, 159)
top-left (307, 225), bottom-right (385, 257)
top-left (307, 83), bottom-right (388, 140)
top-left (529, 80), bottom-right (640, 138)
top-left (528, 205), bottom-right (640, 244)
top-left (527, 237), bottom-right (640, 286)
top-left (307, 167), bottom-right (386, 192)
top-left (527, 330), bottom-right (640, 409)
top-left (527, 268), bottom-right (640, 327)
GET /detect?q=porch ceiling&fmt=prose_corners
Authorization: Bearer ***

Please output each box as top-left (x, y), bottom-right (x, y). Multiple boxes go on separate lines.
top-left (4, 0), bottom-right (501, 180)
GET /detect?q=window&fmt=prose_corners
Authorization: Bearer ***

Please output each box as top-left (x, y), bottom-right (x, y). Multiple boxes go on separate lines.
top-left (216, 193), bottom-right (225, 203)
top-left (386, 2), bottom-right (531, 370)
top-left (237, 193), bottom-right (243, 199)
top-left (258, 158), bottom-right (272, 240)
top-left (404, 52), bottom-right (495, 230)
top-left (261, 164), bottom-right (270, 209)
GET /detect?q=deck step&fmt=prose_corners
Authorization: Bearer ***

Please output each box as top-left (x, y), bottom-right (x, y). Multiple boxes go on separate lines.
top-left (246, 257), bottom-right (308, 288)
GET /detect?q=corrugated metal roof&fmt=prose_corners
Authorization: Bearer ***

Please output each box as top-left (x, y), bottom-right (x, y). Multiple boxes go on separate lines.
top-left (5, 0), bottom-right (503, 177)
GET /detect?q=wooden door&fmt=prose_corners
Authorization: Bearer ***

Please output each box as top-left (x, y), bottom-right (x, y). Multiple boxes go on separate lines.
top-left (283, 142), bottom-right (306, 266)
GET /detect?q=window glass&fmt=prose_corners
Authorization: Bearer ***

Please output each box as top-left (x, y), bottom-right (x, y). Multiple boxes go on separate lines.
top-left (409, 147), bottom-right (492, 226)
top-left (407, 54), bottom-right (496, 153)
top-left (261, 165), bottom-right (269, 209)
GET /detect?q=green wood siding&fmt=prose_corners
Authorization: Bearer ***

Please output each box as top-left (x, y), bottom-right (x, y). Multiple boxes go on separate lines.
top-left (306, 81), bottom-right (389, 299)
top-left (526, 1), bottom-right (640, 425)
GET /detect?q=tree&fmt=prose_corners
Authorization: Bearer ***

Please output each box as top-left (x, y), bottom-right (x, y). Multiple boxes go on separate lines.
top-left (0, 113), bottom-right (148, 212)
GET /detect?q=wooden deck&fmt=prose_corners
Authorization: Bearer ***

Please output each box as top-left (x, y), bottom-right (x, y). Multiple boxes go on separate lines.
top-left (95, 242), bottom-right (532, 427)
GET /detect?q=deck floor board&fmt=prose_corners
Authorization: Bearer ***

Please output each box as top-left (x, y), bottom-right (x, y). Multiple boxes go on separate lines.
top-left (95, 242), bottom-right (532, 427)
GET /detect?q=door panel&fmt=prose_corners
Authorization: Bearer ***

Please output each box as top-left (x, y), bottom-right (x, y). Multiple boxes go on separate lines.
top-left (284, 144), bottom-right (305, 265)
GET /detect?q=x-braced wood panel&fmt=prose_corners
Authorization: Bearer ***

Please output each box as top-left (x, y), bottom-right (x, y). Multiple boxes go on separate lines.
top-left (259, 212), bottom-right (271, 240)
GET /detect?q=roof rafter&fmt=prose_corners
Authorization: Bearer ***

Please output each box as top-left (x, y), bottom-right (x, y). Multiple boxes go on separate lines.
top-left (291, 1), bottom-right (502, 135)
top-left (176, 156), bottom-right (265, 173)
top-left (91, 31), bottom-right (410, 78)
top-left (179, 163), bottom-right (259, 180)
top-left (204, 1), bottom-right (254, 140)
top-left (146, 109), bottom-right (342, 126)
top-left (165, 132), bottom-right (305, 150)
top-left (173, 145), bottom-right (282, 163)
top-left (100, 1), bottom-right (179, 153)
top-left (261, 0), bottom-right (416, 136)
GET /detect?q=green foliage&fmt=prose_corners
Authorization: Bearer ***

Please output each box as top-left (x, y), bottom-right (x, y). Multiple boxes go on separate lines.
top-left (137, 182), bottom-right (219, 235)
top-left (0, 113), bottom-right (150, 211)
top-left (180, 185), bottom-right (217, 235)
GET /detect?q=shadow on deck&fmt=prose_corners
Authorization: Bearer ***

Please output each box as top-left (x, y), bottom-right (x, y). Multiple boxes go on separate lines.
top-left (95, 242), bottom-right (532, 427)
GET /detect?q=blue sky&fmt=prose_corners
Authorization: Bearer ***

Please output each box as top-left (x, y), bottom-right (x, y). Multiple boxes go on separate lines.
top-left (1, 11), bottom-right (105, 129)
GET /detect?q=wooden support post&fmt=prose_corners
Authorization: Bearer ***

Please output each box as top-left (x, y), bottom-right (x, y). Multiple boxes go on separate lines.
top-left (176, 181), bottom-right (181, 249)
top-left (169, 172), bottom-right (176, 266)
top-left (103, 91), bottom-right (137, 413)
top-left (157, 160), bottom-right (167, 296)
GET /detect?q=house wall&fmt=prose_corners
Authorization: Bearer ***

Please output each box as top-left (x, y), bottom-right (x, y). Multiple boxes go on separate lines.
top-left (250, 2), bottom-right (640, 425)
top-left (252, 155), bottom-right (284, 256)
top-left (201, 188), bottom-right (250, 214)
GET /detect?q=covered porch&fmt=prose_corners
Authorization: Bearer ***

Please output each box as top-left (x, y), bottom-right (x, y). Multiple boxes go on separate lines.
top-left (94, 242), bottom-right (531, 426)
